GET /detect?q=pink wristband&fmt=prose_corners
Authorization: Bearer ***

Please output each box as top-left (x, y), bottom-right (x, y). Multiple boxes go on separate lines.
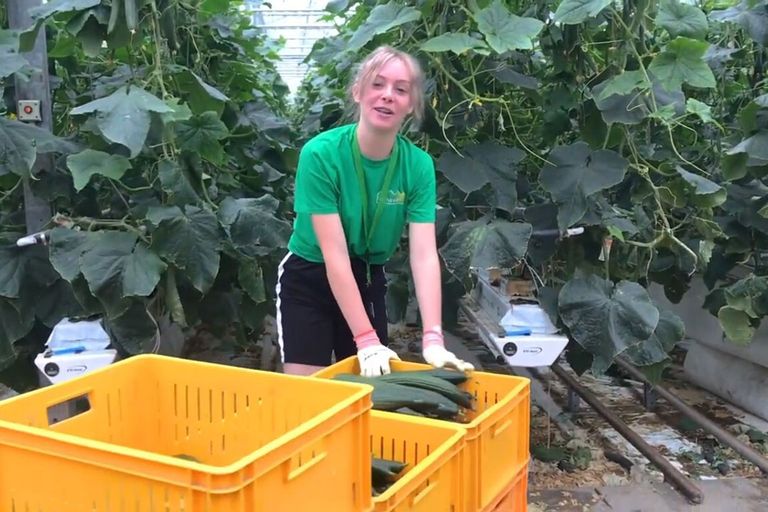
top-left (354, 329), bottom-right (380, 349)
top-left (422, 329), bottom-right (444, 348)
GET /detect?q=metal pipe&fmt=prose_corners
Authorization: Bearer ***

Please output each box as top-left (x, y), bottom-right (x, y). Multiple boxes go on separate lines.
top-left (616, 357), bottom-right (768, 476)
top-left (550, 363), bottom-right (704, 504)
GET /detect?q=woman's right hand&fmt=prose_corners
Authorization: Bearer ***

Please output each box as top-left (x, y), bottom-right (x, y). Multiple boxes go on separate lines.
top-left (354, 329), bottom-right (400, 376)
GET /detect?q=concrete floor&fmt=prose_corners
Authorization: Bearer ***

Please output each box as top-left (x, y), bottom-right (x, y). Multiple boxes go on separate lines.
top-left (442, 333), bottom-right (768, 512)
top-left (529, 477), bottom-right (768, 511)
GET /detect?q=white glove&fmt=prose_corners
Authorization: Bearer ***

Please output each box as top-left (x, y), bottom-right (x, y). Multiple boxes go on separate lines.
top-left (422, 328), bottom-right (475, 372)
top-left (355, 329), bottom-right (400, 377)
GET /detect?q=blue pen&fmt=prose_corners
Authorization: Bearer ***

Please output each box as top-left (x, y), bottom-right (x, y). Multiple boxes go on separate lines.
top-left (51, 345), bottom-right (86, 356)
top-left (505, 328), bottom-right (532, 336)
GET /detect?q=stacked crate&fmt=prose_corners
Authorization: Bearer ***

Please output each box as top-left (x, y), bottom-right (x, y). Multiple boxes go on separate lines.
top-left (0, 354), bottom-right (529, 511)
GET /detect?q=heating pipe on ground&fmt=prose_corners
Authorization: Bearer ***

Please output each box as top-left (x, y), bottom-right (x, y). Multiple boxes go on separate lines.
top-left (615, 357), bottom-right (768, 476)
top-left (550, 363), bottom-right (705, 505)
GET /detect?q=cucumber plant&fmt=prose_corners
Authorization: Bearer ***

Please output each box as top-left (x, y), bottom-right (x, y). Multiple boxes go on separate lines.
top-left (0, 0), bottom-right (295, 386)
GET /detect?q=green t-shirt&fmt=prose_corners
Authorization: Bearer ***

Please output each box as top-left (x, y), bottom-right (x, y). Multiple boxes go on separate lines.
top-left (288, 123), bottom-right (436, 265)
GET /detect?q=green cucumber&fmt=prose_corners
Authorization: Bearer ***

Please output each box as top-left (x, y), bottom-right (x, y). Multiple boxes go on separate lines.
top-left (124, 0), bottom-right (138, 31)
top-left (378, 372), bottom-right (475, 409)
top-left (332, 374), bottom-right (460, 419)
top-left (397, 368), bottom-right (469, 385)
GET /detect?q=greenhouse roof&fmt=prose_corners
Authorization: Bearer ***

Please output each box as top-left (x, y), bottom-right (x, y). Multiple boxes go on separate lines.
top-left (245, 0), bottom-right (339, 93)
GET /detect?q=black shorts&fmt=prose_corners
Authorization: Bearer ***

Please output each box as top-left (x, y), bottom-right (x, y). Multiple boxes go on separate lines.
top-left (275, 252), bottom-right (389, 366)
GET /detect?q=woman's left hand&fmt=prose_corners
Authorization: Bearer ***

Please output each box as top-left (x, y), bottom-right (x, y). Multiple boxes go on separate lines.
top-left (421, 329), bottom-right (474, 372)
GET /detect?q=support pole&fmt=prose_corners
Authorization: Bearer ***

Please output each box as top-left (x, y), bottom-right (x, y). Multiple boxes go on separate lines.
top-left (7, 0), bottom-right (53, 233)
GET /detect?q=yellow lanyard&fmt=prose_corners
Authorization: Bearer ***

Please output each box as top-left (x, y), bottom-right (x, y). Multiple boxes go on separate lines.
top-left (351, 129), bottom-right (399, 284)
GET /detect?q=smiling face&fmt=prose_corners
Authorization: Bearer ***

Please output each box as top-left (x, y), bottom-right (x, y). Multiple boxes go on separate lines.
top-left (353, 57), bottom-right (415, 134)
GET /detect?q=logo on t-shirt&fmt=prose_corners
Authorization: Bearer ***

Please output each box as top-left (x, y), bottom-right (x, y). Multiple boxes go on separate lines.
top-left (378, 190), bottom-right (406, 205)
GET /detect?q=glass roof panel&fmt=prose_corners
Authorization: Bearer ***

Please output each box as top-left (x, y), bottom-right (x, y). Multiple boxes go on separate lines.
top-left (244, 0), bottom-right (339, 93)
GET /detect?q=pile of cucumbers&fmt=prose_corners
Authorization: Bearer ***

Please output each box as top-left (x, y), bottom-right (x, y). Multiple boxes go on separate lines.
top-left (334, 369), bottom-right (475, 496)
top-left (332, 368), bottom-right (475, 422)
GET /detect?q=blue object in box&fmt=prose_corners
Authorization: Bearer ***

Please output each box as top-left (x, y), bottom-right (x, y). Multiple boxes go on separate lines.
top-left (504, 328), bottom-right (532, 336)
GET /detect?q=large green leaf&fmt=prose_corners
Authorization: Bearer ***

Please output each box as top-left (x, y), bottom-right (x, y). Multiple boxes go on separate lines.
top-left (439, 219), bottom-right (532, 288)
top-left (686, 98), bottom-right (716, 124)
top-left (592, 78), bottom-right (685, 125)
top-left (539, 142), bottom-right (629, 229)
top-left (676, 166), bottom-right (726, 207)
top-left (69, 85), bottom-right (173, 157)
top-left (81, 232), bottom-right (166, 303)
top-left (437, 142), bottom-right (525, 214)
top-left (0, 298), bottom-right (33, 370)
top-left (32, 278), bottom-right (83, 328)
top-left (625, 310), bottom-right (685, 366)
top-left (20, 0), bottom-right (101, 51)
top-left (326, 0), bottom-right (350, 14)
top-left (553, 0), bottom-right (613, 25)
top-left (710, 1), bottom-right (768, 46)
top-left (217, 196), bottom-right (292, 257)
top-left (174, 112), bottom-right (228, 164)
top-left (65, 4), bottom-right (109, 35)
top-left (150, 206), bottom-right (222, 293)
top-left (237, 102), bottom-right (292, 146)
top-left (239, 261), bottom-right (267, 304)
top-left (173, 68), bottom-right (230, 116)
top-left (714, 276), bottom-right (768, 344)
top-left (718, 306), bottom-right (755, 344)
top-left (421, 33), bottom-right (487, 54)
top-left (49, 228), bottom-right (89, 281)
top-left (347, 2), bottom-right (421, 51)
top-left (726, 131), bottom-right (768, 163)
top-left (77, 18), bottom-right (105, 57)
top-left (0, 245), bottom-right (24, 299)
top-left (474, 0), bottom-right (544, 53)
top-left (66, 149), bottom-right (131, 191)
top-left (0, 117), bottom-right (79, 177)
top-left (722, 181), bottom-right (768, 235)
top-left (656, 0), bottom-right (709, 40)
top-left (101, 299), bottom-right (159, 355)
top-left (0, 30), bottom-right (31, 79)
top-left (490, 65), bottom-right (539, 90)
top-left (725, 276), bottom-right (768, 315)
top-left (648, 37), bottom-right (716, 91)
top-left (158, 159), bottom-right (200, 206)
top-left (559, 276), bottom-right (660, 374)
top-left (30, 0), bottom-right (100, 21)
top-left (594, 71), bottom-right (649, 102)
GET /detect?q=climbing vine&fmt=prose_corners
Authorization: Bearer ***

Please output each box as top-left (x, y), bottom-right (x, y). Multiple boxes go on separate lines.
top-left (0, 0), bottom-right (295, 386)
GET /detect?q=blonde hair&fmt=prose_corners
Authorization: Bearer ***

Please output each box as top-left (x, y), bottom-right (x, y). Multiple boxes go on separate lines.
top-left (348, 46), bottom-right (426, 128)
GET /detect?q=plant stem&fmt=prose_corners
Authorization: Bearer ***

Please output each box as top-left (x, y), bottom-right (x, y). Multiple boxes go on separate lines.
top-left (71, 216), bottom-right (150, 243)
top-left (0, 179), bottom-right (22, 203)
top-left (149, 0), bottom-right (169, 100)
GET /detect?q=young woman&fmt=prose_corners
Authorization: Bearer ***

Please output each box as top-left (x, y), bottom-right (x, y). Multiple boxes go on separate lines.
top-left (276, 46), bottom-right (474, 377)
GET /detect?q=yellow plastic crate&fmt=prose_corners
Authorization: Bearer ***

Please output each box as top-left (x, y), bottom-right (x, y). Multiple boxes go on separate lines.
top-left (370, 411), bottom-right (465, 511)
top-left (0, 354), bottom-right (373, 512)
top-left (314, 357), bottom-right (531, 512)
top-left (488, 464), bottom-right (528, 511)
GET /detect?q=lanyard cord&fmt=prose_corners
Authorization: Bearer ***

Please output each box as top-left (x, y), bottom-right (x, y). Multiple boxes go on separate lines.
top-left (351, 128), bottom-right (399, 284)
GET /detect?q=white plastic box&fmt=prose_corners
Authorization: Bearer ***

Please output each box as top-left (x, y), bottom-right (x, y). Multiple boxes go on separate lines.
top-left (34, 318), bottom-right (118, 385)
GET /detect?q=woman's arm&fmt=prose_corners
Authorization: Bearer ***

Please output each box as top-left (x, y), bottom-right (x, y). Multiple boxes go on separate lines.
top-left (312, 213), bottom-right (374, 336)
top-left (313, 213), bottom-right (400, 376)
top-left (410, 222), bottom-right (474, 372)
top-left (409, 222), bottom-right (442, 330)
